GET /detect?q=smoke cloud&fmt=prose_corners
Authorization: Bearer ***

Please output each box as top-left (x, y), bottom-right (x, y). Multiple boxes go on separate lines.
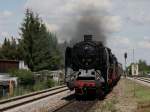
top-left (72, 8), bottom-right (107, 44)
top-left (25, 0), bottom-right (121, 44)
top-left (60, 5), bottom-right (108, 45)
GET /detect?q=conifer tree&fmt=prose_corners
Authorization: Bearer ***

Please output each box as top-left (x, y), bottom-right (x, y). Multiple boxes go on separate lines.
top-left (1, 37), bottom-right (18, 60)
top-left (19, 9), bottom-right (62, 71)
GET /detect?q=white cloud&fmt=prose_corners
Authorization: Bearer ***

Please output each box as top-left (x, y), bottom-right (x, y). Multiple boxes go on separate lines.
top-left (1, 31), bottom-right (10, 37)
top-left (0, 10), bottom-right (13, 18)
top-left (0, 10), bottom-right (13, 43)
top-left (3, 11), bottom-right (13, 17)
top-left (108, 36), bottom-right (130, 46)
top-left (126, 13), bottom-right (150, 25)
top-left (138, 37), bottom-right (150, 48)
top-left (0, 10), bottom-right (13, 28)
top-left (107, 36), bottom-right (132, 64)
top-left (0, 31), bottom-right (12, 44)
top-left (120, 1), bottom-right (150, 25)
top-left (25, 0), bottom-right (112, 13)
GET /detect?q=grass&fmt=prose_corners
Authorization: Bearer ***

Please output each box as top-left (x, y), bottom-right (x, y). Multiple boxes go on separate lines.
top-left (94, 79), bottom-right (150, 112)
top-left (101, 98), bottom-right (118, 112)
top-left (135, 85), bottom-right (150, 103)
top-left (89, 95), bottom-right (118, 112)
top-left (125, 79), bottom-right (150, 103)
top-left (124, 79), bottom-right (150, 112)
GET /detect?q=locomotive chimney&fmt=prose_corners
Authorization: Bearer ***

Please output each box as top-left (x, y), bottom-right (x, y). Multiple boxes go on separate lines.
top-left (84, 35), bottom-right (92, 42)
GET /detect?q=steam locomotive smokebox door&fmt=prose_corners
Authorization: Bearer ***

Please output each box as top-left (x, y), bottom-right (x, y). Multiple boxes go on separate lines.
top-left (84, 35), bottom-right (92, 42)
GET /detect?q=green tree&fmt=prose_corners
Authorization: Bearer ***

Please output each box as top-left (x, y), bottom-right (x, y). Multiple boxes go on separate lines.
top-left (17, 39), bottom-right (24, 60)
top-left (58, 41), bottom-right (70, 68)
top-left (1, 38), bottom-right (11, 59)
top-left (0, 47), bottom-right (3, 59)
top-left (9, 37), bottom-right (18, 60)
top-left (138, 60), bottom-right (150, 75)
top-left (19, 9), bottom-right (36, 70)
top-left (48, 33), bottom-right (63, 70)
top-left (19, 9), bottom-right (62, 71)
top-left (0, 37), bottom-right (18, 60)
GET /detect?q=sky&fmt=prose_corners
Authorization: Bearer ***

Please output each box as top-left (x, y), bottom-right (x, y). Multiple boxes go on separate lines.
top-left (0, 0), bottom-right (150, 67)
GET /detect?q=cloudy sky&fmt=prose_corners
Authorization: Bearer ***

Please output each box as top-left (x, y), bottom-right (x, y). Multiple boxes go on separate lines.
top-left (0, 0), bottom-right (150, 66)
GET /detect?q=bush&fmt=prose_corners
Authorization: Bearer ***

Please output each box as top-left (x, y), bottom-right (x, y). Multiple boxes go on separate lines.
top-left (33, 79), bottom-right (55, 91)
top-left (46, 79), bottom-right (55, 88)
top-left (33, 81), bottom-right (46, 91)
top-left (9, 69), bottom-right (35, 86)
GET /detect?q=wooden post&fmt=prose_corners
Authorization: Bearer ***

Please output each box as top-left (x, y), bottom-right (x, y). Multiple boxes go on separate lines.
top-left (9, 80), bottom-right (13, 96)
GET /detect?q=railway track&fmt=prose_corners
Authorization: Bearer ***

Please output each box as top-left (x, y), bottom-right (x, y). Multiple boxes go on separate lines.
top-left (134, 77), bottom-right (150, 83)
top-left (50, 100), bottom-right (75, 112)
top-left (0, 85), bottom-right (68, 112)
top-left (52, 100), bottom-right (97, 112)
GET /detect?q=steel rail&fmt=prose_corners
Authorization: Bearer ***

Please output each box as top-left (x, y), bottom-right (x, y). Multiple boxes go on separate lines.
top-left (0, 85), bottom-right (66, 104)
top-left (134, 77), bottom-right (150, 83)
top-left (0, 85), bottom-right (68, 111)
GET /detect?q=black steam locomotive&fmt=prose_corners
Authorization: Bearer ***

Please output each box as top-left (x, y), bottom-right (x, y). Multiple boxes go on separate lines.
top-left (65, 35), bottom-right (122, 97)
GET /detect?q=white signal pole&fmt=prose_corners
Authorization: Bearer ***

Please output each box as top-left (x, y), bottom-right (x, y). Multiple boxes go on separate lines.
top-left (133, 48), bottom-right (135, 64)
top-left (133, 48), bottom-right (135, 97)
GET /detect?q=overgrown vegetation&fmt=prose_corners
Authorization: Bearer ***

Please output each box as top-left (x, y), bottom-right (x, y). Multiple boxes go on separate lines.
top-left (123, 79), bottom-right (150, 102)
top-left (9, 69), bottom-right (35, 85)
top-left (138, 60), bottom-right (150, 75)
top-left (99, 98), bottom-right (117, 112)
top-left (33, 79), bottom-right (55, 91)
top-left (1, 69), bottom-right (56, 99)
top-left (135, 85), bottom-right (150, 104)
top-left (125, 79), bottom-right (150, 112)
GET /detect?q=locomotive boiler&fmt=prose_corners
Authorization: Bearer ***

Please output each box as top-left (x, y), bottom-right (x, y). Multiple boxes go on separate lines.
top-left (65, 35), bottom-right (122, 98)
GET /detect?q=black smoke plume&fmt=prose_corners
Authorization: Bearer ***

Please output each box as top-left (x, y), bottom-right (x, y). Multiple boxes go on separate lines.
top-left (72, 8), bottom-right (107, 44)
top-left (59, 5), bottom-right (108, 45)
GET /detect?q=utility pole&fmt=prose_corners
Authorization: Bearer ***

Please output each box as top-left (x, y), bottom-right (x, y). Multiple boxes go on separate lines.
top-left (124, 52), bottom-right (127, 77)
top-left (133, 48), bottom-right (136, 97)
top-left (133, 49), bottom-right (135, 64)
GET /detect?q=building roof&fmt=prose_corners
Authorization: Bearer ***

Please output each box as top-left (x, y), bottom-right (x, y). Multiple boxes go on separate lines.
top-left (0, 59), bottom-right (19, 62)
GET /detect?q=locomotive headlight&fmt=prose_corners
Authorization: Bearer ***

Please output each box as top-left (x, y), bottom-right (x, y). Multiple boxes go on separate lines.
top-left (84, 46), bottom-right (89, 50)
